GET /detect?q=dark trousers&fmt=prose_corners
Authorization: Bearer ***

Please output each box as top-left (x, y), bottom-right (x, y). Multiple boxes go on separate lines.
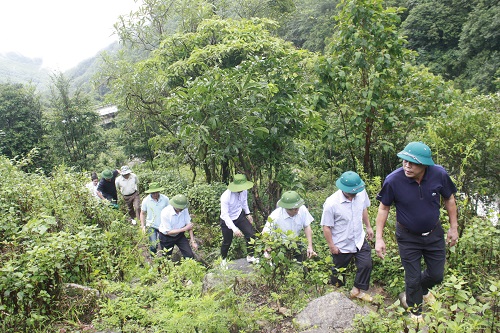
top-left (220, 211), bottom-right (255, 259)
top-left (159, 232), bottom-right (194, 259)
top-left (331, 239), bottom-right (372, 291)
top-left (396, 223), bottom-right (445, 314)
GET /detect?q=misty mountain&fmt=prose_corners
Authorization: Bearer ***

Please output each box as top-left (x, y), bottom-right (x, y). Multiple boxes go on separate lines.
top-left (0, 42), bottom-right (122, 95)
top-left (0, 52), bottom-right (51, 89)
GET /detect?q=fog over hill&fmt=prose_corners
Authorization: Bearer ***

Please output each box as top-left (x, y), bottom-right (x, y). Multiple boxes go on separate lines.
top-left (0, 52), bottom-right (51, 89)
top-left (0, 42), bottom-right (121, 94)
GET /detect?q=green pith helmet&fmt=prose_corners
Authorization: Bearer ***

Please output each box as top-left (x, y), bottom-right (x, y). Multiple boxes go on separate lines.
top-left (144, 182), bottom-right (165, 194)
top-left (101, 169), bottom-right (113, 179)
top-left (397, 142), bottom-right (435, 166)
top-left (227, 174), bottom-right (254, 192)
top-left (170, 194), bottom-right (189, 209)
top-left (336, 171), bottom-right (365, 194)
top-left (277, 191), bottom-right (305, 209)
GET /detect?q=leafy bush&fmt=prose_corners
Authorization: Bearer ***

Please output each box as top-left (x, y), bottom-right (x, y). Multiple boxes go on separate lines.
top-left (0, 157), bottom-right (144, 331)
top-left (95, 259), bottom-right (272, 333)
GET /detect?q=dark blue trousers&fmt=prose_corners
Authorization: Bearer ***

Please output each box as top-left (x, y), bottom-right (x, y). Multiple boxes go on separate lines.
top-left (396, 223), bottom-right (445, 314)
top-left (159, 232), bottom-right (194, 259)
top-left (331, 239), bottom-right (372, 291)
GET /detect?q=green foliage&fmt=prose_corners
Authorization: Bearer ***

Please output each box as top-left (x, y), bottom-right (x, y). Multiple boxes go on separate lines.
top-left (0, 83), bottom-right (43, 159)
top-left (353, 273), bottom-right (500, 332)
top-left (96, 259), bottom-right (270, 333)
top-left (0, 157), bottom-right (144, 331)
top-left (106, 17), bottom-right (320, 215)
top-left (402, 0), bottom-right (499, 93)
top-left (44, 73), bottom-right (104, 171)
top-left (316, 0), bottom-right (451, 176)
top-left (425, 92), bottom-right (500, 203)
top-left (278, 0), bottom-right (340, 52)
top-left (254, 227), bottom-right (331, 294)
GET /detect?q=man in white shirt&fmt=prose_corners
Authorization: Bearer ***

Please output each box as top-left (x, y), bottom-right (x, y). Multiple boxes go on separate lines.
top-left (159, 194), bottom-right (197, 259)
top-left (262, 191), bottom-right (317, 261)
top-left (140, 182), bottom-right (169, 254)
top-left (321, 171), bottom-right (374, 302)
top-left (220, 174), bottom-right (257, 264)
top-left (115, 165), bottom-right (140, 224)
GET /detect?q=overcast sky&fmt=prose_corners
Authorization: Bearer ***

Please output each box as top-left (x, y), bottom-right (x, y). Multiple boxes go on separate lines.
top-left (0, 0), bottom-right (142, 71)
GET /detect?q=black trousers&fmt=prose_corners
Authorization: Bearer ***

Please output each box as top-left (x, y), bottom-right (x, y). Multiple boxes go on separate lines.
top-left (220, 211), bottom-right (255, 259)
top-left (159, 232), bottom-right (194, 259)
top-left (396, 223), bottom-right (445, 314)
top-left (331, 239), bottom-right (372, 291)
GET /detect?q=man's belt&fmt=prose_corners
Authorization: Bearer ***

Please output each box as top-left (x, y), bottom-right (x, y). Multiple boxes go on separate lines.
top-left (397, 221), bottom-right (438, 237)
top-left (123, 191), bottom-right (137, 197)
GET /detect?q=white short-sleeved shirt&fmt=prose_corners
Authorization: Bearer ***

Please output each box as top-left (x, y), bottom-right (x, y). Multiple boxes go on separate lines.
top-left (220, 189), bottom-right (250, 230)
top-left (86, 181), bottom-right (99, 198)
top-left (320, 189), bottom-right (370, 253)
top-left (263, 205), bottom-right (314, 238)
top-left (115, 173), bottom-right (138, 196)
top-left (159, 205), bottom-right (191, 236)
top-left (141, 194), bottom-right (169, 229)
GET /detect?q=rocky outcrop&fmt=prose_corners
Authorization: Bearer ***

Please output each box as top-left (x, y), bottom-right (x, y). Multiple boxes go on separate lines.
top-left (295, 291), bottom-right (370, 333)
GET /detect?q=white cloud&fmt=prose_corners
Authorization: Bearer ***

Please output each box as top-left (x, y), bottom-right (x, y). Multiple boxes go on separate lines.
top-left (0, 0), bottom-right (141, 71)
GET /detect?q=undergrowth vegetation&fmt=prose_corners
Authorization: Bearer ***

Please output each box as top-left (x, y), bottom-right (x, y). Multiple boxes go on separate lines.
top-left (0, 155), bottom-right (498, 332)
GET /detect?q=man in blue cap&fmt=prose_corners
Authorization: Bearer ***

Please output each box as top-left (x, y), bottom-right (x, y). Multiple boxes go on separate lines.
top-left (375, 142), bottom-right (458, 322)
top-left (321, 171), bottom-right (374, 302)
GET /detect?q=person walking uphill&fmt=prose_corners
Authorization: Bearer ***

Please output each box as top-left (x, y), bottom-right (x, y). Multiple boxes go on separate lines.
top-left (115, 165), bottom-right (141, 224)
top-left (97, 169), bottom-right (119, 205)
top-left (375, 142), bottom-right (458, 321)
top-left (262, 191), bottom-right (317, 261)
top-left (140, 182), bottom-right (169, 255)
top-left (220, 174), bottom-right (258, 264)
top-left (158, 194), bottom-right (198, 259)
top-left (321, 171), bottom-right (374, 302)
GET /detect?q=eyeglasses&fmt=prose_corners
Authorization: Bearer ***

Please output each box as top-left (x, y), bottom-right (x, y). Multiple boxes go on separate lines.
top-left (399, 151), bottom-right (423, 164)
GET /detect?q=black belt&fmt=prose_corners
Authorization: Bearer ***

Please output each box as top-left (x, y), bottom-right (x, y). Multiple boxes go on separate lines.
top-left (397, 221), bottom-right (438, 237)
top-left (123, 191), bottom-right (137, 197)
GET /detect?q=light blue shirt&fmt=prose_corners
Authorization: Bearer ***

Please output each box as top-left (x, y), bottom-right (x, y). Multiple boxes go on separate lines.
top-left (263, 205), bottom-right (314, 238)
top-left (141, 194), bottom-right (169, 229)
top-left (159, 205), bottom-right (191, 236)
top-left (320, 189), bottom-right (370, 253)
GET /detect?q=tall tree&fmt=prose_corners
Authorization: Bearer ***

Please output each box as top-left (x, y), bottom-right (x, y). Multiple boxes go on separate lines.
top-left (401, 0), bottom-right (499, 93)
top-left (0, 83), bottom-right (43, 158)
top-left (104, 18), bottom-right (318, 221)
top-left (45, 73), bottom-right (103, 170)
top-left (316, 0), bottom-right (456, 176)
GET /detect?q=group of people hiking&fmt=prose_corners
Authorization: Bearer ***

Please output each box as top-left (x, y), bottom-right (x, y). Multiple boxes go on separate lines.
top-left (87, 141), bottom-right (458, 322)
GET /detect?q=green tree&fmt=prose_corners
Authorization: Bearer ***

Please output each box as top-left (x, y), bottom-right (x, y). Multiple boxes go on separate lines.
top-left (315, 0), bottom-right (458, 177)
top-left (456, 0), bottom-right (500, 93)
top-left (104, 18), bottom-right (319, 221)
top-left (278, 0), bottom-right (340, 52)
top-left (401, 0), bottom-right (499, 93)
top-left (426, 91), bottom-right (500, 208)
top-left (44, 73), bottom-right (103, 170)
top-left (0, 83), bottom-right (43, 158)
top-left (316, 0), bottom-right (407, 175)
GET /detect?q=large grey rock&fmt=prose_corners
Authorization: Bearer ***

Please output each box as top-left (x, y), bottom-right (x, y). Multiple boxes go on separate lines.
top-left (63, 283), bottom-right (100, 298)
top-left (202, 258), bottom-right (255, 294)
top-left (296, 291), bottom-right (370, 333)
